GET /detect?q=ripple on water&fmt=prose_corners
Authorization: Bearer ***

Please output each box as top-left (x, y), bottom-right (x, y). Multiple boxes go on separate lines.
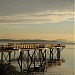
top-left (44, 65), bottom-right (75, 75)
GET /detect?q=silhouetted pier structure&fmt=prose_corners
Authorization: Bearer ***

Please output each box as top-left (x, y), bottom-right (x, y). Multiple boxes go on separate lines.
top-left (0, 43), bottom-right (65, 74)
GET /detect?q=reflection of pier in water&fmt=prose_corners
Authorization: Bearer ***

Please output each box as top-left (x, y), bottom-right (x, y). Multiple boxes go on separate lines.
top-left (0, 43), bottom-right (65, 74)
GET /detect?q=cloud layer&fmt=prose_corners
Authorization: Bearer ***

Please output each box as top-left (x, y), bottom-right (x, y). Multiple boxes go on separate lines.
top-left (0, 10), bottom-right (74, 24)
top-left (0, 0), bottom-right (74, 15)
top-left (0, 0), bottom-right (74, 24)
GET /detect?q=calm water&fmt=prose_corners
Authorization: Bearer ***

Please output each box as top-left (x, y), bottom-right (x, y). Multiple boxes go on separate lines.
top-left (0, 43), bottom-right (75, 75)
top-left (43, 44), bottom-right (75, 75)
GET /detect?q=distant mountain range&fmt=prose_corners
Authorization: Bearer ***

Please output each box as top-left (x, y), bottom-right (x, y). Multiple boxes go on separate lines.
top-left (0, 39), bottom-right (74, 45)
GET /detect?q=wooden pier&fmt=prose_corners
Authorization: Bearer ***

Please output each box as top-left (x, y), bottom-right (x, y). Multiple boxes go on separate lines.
top-left (0, 43), bottom-right (65, 74)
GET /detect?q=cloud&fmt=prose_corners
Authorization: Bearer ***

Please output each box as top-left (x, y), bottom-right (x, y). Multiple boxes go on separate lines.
top-left (0, 0), bottom-right (74, 15)
top-left (0, 9), bottom-right (74, 24)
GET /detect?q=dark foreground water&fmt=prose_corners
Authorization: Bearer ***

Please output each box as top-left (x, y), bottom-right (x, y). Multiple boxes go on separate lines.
top-left (0, 43), bottom-right (75, 75)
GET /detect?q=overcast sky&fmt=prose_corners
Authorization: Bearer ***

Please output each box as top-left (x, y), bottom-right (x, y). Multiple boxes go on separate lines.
top-left (0, 0), bottom-right (74, 41)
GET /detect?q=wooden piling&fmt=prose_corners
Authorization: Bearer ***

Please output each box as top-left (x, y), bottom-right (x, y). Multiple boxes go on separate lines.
top-left (1, 52), bottom-right (3, 64)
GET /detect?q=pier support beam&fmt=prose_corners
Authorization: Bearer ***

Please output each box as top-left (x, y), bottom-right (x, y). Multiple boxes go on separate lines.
top-left (50, 48), bottom-right (53, 63)
top-left (1, 52), bottom-right (3, 64)
top-left (20, 51), bottom-right (23, 72)
top-left (44, 49), bottom-right (46, 65)
top-left (39, 49), bottom-right (41, 66)
top-left (57, 48), bottom-right (60, 61)
top-left (17, 50), bottom-right (23, 72)
top-left (14, 51), bottom-right (16, 59)
top-left (8, 51), bottom-right (11, 65)
top-left (27, 50), bottom-right (30, 72)
top-left (33, 49), bottom-right (36, 68)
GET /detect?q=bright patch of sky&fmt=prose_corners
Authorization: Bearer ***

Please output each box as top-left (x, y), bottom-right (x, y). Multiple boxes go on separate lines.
top-left (0, 21), bottom-right (74, 34)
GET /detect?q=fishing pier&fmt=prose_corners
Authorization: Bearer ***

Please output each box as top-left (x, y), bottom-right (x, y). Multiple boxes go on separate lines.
top-left (0, 43), bottom-right (65, 74)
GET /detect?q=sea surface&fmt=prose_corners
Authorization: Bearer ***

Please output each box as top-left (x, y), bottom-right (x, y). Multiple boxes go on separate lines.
top-left (0, 42), bottom-right (75, 75)
top-left (43, 44), bottom-right (75, 75)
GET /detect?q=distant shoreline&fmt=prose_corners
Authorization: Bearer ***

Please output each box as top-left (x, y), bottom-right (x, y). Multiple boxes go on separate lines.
top-left (0, 39), bottom-right (75, 45)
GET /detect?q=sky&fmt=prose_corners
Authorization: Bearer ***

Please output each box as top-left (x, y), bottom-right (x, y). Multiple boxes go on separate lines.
top-left (0, 0), bottom-right (74, 41)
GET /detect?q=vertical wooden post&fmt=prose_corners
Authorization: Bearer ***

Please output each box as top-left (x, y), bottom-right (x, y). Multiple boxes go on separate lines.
top-left (20, 51), bottom-right (23, 72)
top-left (52, 49), bottom-right (53, 61)
top-left (20, 50), bottom-right (23, 72)
top-left (57, 48), bottom-right (60, 61)
top-left (39, 49), bottom-right (42, 66)
top-left (34, 49), bottom-right (36, 68)
top-left (1, 45), bottom-right (4, 64)
top-left (1, 52), bottom-right (3, 64)
top-left (17, 49), bottom-right (23, 72)
top-left (27, 50), bottom-right (30, 72)
top-left (14, 51), bottom-right (16, 59)
top-left (9, 51), bottom-right (11, 65)
top-left (44, 49), bottom-right (46, 65)
top-left (50, 48), bottom-right (53, 63)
